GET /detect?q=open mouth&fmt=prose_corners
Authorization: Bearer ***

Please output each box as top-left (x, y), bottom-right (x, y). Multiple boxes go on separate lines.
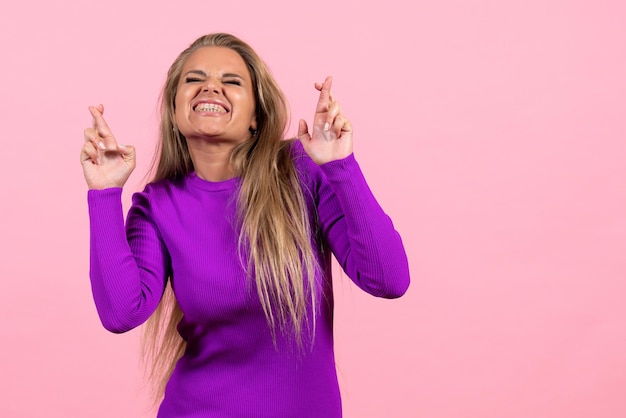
top-left (193, 103), bottom-right (228, 113)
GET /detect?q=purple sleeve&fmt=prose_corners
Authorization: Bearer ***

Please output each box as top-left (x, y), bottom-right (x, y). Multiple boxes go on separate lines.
top-left (88, 188), bottom-right (169, 333)
top-left (318, 154), bottom-right (410, 298)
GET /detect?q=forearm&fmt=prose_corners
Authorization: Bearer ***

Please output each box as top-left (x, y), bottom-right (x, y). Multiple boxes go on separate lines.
top-left (88, 188), bottom-right (167, 332)
top-left (319, 155), bottom-right (410, 298)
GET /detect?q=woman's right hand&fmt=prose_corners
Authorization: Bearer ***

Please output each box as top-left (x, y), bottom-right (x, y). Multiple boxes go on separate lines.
top-left (81, 104), bottom-right (136, 190)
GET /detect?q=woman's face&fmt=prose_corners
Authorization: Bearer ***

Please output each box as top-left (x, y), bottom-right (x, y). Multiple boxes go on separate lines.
top-left (175, 46), bottom-right (257, 144)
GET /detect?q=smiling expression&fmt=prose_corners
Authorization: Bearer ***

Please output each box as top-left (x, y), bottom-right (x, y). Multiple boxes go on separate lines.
top-left (174, 46), bottom-right (257, 144)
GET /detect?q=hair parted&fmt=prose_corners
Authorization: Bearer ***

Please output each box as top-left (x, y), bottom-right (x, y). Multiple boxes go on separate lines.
top-left (141, 32), bottom-right (321, 406)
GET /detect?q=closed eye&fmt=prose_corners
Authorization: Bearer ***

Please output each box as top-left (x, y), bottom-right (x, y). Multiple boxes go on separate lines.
top-left (185, 77), bottom-right (203, 83)
top-left (224, 79), bottom-right (242, 86)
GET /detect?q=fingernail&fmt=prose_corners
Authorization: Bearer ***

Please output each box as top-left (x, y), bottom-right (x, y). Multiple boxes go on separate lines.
top-left (99, 141), bottom-right (106, 150)
top-left (324, 122), bottom-right (329, 132)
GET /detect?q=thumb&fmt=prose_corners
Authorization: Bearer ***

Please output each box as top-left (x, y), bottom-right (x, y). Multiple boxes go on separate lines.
top-left (298, 119), bottom-right (310, 140)
top-left (118, 144), bottom-right (136, 165)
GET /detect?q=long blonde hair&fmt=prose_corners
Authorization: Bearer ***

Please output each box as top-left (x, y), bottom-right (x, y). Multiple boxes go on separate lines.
top-left (141, 33), bottom-right (320, 404)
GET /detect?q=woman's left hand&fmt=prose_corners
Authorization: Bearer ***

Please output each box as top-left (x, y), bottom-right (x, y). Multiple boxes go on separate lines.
top-left (298, 76), bottom-right (353, 165)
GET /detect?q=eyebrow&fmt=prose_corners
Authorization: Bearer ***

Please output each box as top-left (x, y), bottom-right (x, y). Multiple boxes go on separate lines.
top-left (222, 73), bottom-right (244, 79)
top-left (184, 70), bottom-right (244, 79)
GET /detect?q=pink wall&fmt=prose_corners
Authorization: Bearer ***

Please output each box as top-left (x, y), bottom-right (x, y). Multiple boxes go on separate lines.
top-left (1, 0), bottom-right (625, 417)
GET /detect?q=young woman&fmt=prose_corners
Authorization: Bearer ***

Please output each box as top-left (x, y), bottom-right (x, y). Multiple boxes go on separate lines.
top-left (81, 32), bottom-right (410, 417)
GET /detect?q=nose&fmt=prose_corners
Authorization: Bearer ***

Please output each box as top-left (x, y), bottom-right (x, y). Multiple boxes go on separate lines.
top-left (202, 78), bottom-right (220, 94)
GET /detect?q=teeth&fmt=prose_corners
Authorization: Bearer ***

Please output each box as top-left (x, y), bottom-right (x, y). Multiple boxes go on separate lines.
top-left (195, 103), bottom-right (227, 113)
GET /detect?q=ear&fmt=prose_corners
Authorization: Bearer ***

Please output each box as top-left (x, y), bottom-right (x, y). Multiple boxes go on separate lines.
top-left (250, 114), bottom-right (258, 132)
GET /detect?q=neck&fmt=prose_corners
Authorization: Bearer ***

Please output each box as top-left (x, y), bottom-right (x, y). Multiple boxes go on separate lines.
top-left (186, 139), bottom-right (239, 182)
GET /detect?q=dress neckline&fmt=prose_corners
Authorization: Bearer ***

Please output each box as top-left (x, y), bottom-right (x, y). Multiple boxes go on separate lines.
top-left (187, 172), bottom-right (240, 191)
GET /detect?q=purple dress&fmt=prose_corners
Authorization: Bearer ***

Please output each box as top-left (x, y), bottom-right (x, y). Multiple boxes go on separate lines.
top-left (88, 142), bottom-right (410, 417)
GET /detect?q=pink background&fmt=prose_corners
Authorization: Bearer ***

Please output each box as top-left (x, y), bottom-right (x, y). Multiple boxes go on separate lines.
top-left (1, 0), bottom-right (625, 417)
